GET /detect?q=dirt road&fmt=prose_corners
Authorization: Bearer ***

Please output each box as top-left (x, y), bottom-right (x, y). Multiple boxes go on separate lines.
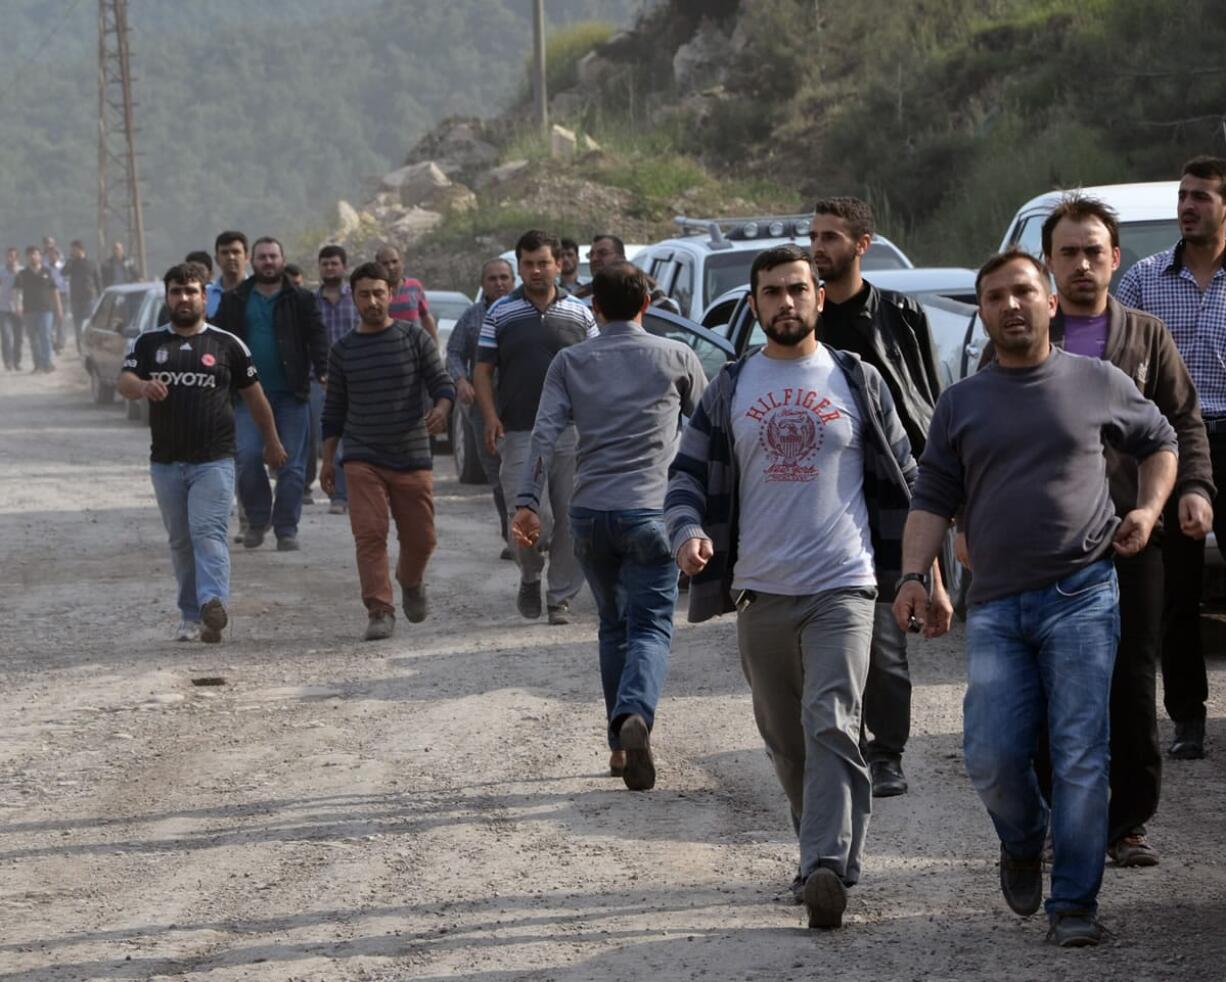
top-left (2, 361), bottom-right (1224, 981)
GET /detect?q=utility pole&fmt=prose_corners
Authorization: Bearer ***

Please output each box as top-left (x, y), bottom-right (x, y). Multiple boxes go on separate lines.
top-left (97, 0), bottom-right (147, 277)
top-left (532, 0), bottom-right (548, 135)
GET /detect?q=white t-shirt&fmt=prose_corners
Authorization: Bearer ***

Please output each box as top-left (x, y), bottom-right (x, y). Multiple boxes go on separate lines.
top-left (730, 345), bottom-right (876, 595)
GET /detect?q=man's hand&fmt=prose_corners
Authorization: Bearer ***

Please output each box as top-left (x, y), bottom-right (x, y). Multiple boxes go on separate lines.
top-left (676, 536), bottom-right (713, 576)
top-left (892, 580), bottom-right (931, 635)
top-left (484, 416), bottom-right (505, 455)
top-left (1179, 492), bottom-right (1214, 540)
top-left (511, 507), bottom-right (540, 548)
top-left (142, 378), bottom-right (169, 402)
top-left (925, 583), bottom-right (954, 639)
top-left (263, 439), bottom-right (289, 470)
top-left (320, 459), bottom-right (336, 497)
top-left (456, 377), bottom-right (475, 406)
top-left (1114, 506), bottom-right (1160, 556)
top-left (425, 399), bottom-right (452, 436)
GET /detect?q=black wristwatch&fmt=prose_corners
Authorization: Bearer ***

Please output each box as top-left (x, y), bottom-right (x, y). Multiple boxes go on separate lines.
top-left (895, 572), bottom-right (930, 593)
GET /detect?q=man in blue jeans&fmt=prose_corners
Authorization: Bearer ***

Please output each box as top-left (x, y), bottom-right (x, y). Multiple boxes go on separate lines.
top-left (214, 237), bottom-right (328, 551)
top-left (894, 249), bottom-right (1177, 947)
top-left (119, 262), bottom-right (286, 641)
top-left (510, 261), bottom-right (706, 790)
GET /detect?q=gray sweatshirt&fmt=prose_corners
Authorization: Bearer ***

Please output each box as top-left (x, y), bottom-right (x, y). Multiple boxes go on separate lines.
top-left (912, 347), bottom-right (1177, 605)
top-left (516, 320), bottom-right (707, 511)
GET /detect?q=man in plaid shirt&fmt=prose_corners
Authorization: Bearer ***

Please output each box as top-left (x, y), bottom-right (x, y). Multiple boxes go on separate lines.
top-left (1117, 155), bottom-right (1226, 761)
top-left (308, 245), bottom-right (359, 512)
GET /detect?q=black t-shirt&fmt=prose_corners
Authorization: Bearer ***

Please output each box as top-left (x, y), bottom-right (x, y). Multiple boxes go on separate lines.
top-left (62, 257), bottom-right (101, 304)
top-left (14, 266), bottom-right (58, 313)
top-left (123, 325), bottom-right (258, 464)
top-left (818, 282), bottom-right (872, 357)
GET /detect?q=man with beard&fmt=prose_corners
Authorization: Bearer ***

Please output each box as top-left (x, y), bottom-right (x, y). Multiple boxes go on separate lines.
top-left (214, 236), bottom-right (328, 551)
top-left (666, 245), bottom-right (945, 929)
top-left (320, 262), bottom-right (454, 641)
top-left (118, 263), bottom-right (286, 642)
top-left (474, 229), bottom-right (598, 624)
top-left (808, 196), bottom-right (944, 799)
top-left (1118, 156), bottom-right (1226, 761)
top-left (558, 237), bottom-right (583, 292)
top-left (896, 249), bottom-right (1176, 947)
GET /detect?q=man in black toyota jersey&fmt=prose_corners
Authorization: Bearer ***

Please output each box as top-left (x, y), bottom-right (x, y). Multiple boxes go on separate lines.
top-left (119, 262), bottom-right (286, 642)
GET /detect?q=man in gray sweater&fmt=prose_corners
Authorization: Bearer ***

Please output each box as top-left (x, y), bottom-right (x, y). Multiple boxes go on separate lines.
top-left (893, 249), bottom-right (1177, 948)
top-left (511, 262), bottom-right (706, 791)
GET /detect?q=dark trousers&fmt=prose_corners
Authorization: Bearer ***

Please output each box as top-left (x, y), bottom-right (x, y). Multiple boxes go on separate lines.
top-left (1160, 433), bottom-right (1226, 723)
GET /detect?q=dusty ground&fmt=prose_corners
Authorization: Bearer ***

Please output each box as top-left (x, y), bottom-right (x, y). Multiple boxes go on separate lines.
top-left (1, 358), bottom-right (1224, 982)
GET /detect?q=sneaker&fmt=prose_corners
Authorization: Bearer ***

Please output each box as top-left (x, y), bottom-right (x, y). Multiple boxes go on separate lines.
top-left (609, 750), bottom-right (626, 777)
top-left (547, 601), bottom-right (570, 625)
top-left (175, 620), bottom-right (201, 642)
top-left (402, 583), bottom-right (428, 623)
top-left (1169, 716), bottom-right (1205, 759)
top-left (276, 535), bottom-right (300, 552)
top-left (619, 714), bottom-right (655, 791)
top-left (328, 501), bottom-right (348, 515)
top-left (1047, 911), bottom-right (1111, 948)
top-left (363, 612), bottom-right (395, 641)
top-left (243, 526), bottom-right (266, 549)
top-left (517, 579), bottom-right (542, 619)
top-left (199, 599), bottom-right (228, 644)
top-left (803, 867), bottom-right (847, 929)
top-left (1109, 832), bottom-right (1159, 867)
top-left (870, 758), bottom-right (908, 797)
top-left (999, 844), bottom-right (1043, 916)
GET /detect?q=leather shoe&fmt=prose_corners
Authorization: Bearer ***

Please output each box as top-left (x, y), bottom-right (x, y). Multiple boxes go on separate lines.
top-left (871, 758), bottom-right (908, 797)
top-left (999, 843), bottom-right (1043, 916)
top-left (1169, 716), bottom-right (1205, 759)
top-left (619, 714), bottom-right (655, 790)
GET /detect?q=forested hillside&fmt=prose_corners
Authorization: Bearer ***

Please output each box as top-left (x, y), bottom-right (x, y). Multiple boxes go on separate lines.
top-left (0, 0), bottom-right (636, 264)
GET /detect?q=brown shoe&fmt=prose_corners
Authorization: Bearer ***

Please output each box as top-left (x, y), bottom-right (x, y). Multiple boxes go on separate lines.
top-left (609, 750), bottom-right (626, 777)
top-left (199, 599), bottom-right (228, 644)
top-left (1109, 832), bottom-right (1159, 867)
top-left (619, 714), bottom-right (655, 791)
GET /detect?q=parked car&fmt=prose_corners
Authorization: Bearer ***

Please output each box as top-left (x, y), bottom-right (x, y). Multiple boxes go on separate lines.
top-left (426, 289), bottom-right (472, 336)
top-left (634, 215), bottom-right (912, 323)
top-left (80, 281), bottom-right (163, 406)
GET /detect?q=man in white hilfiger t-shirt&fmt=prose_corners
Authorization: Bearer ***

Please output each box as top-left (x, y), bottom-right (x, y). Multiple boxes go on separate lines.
top-left (665, 245), bottom-right (951, 930)
top-left (118, 262), bottom-right (286, 643)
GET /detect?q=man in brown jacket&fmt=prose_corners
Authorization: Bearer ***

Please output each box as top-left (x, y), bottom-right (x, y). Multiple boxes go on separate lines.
top-left (978, 194), bottom-right (1214, 868)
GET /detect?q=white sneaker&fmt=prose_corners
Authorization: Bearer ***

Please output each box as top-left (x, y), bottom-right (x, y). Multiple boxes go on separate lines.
top-left (175, 620), bottom-right (201, 642)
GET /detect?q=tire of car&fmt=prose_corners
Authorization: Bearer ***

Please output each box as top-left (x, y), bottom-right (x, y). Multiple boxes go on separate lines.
top-left (452, 411), bottom-right (487, 485)
top-left (90, 364), bottom-right (115, 405)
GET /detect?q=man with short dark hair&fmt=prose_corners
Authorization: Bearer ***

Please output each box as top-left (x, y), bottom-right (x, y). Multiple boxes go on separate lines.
top-left (446, 257), bottom-right (516, 556)
top-left (210, 231), bottom-right (249, 318)
top-left (1, 247), bottom-right (24, 370)
top-left (667, 244), bottom-right (940, 929)
top-left (101, 241), bottom-right (137, 286)
top-left (1118, 155), bottom-right (1226, 760)
top-left (214, 236), bottom-right (328, 551)
top-left (15, 246), bottom-right (62, 373)
top-left (376, 244), bottom-right (437, 343)
top-left (897, 249), bottom-right (1177, 947)
top-left (62, 241), bottom-right (102, 354)
top-left (321, 261), bottom-right (454, 641)
top-left (474, 230), bottom-right (598, 624)
top-left (310, 244), bottom-right (358, 514)
top-left (558, 237), bottom-right (582, 291)
top-left (809, 195), bottom-right (944, 798)
top-left (512, 262), bottom-right (707, 789)
top-left (118, 263), bottom-right (286, 642)
top-left (574, 235), bottom-right (624, 301)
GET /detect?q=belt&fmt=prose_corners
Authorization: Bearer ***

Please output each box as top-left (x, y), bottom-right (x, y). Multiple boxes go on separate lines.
top-left (1204, 417), bottom-right (1226, 435)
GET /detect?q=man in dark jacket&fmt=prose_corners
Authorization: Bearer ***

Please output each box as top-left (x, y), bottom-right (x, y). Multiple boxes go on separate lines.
top-left (214, 236), bottom-right (328, 551)
top-left (666, 245), bottom-right (951, 930)
top-left (809, 196), bottom-right (944, 798)
top-left (976, 196), bottom-right (1214, 868)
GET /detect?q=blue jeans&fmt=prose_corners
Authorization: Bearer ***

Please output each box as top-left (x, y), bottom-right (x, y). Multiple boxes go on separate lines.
top-left (150, 459), bottom-right (235, 621)
top-left (963, 559), bottom-right (1119, 917)
top-left (1, 311), bottom-right (23, 367)
top-left (308, 380), bottom-right (346, 502)
top-left (569, 507), bottom-right (678, 749)
top-left (23, 311), bottom-right (53, 371)
top-left (235, 391), bottom-right (310, 538)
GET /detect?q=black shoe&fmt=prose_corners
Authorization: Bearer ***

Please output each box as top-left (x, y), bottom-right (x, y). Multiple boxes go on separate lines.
top-left (243, 526), bottom-right (266, 549)
top-left (803, 867), bottom-right (847, 929)
top-left (788, 871), bottom-right (805, 906)
top-left (999, 844), bottom-right (1043, 916)
top-left (619, 714), bottom-right (655, 791)
top-left (1047, 911), bottom-right (1111, 947)
top-left (402, 583), bottom-right (428, 623)
top-left (870, 758), bottom-right (908, 797)
top-left (1169, 716), bottom-right (1205, 759)
top-left (517, 579), bottom-right (542, 619)
top-left (302, 490), bottom-right (316, 505)
top-left (199, 598), bottom-right (228, 644)
top-left (276, 535), bottom-right (300, 552)
top-left (500, 545), bottom-right (514, 561)
top-left (547, 601), bottom-right (570, 625)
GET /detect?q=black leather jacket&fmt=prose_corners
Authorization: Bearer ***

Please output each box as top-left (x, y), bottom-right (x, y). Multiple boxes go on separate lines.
top-left (213, 275), bottom-right (328, 401)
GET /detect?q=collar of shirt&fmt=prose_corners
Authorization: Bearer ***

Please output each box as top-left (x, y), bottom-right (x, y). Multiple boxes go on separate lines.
top-left (1165, 239), bottom-right (1226, 276)
top-left (600, 319), bottom-right (646, 336)
top-left (315, 283), bottom-right (352, 304)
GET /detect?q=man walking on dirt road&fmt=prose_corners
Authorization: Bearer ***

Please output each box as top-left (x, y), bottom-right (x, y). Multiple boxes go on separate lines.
top-left (511, 261), bottom-right (706, 791)
top-left (118, 262), bottom-right (286, 643)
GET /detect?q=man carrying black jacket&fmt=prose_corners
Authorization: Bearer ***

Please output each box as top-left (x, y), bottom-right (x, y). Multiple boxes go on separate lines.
top-left (214, 236), bottom-right (328, 551)
top-left (808, 196), bottom-right (944, 798)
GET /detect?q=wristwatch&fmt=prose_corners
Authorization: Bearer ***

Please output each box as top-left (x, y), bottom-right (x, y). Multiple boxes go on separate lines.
top-left (895, 571), bottom-right (930, 592)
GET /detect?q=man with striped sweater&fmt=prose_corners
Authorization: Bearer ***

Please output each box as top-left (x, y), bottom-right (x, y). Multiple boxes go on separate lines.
top-left (321, 261), bottom-right (454, 641)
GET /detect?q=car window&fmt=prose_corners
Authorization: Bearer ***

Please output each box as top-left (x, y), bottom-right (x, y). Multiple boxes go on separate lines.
top-left (90, 294), bottom-right (115, 330)
top-left (702, 297), bottom-right (739, 330)
top-left (672, 255), bottom-right (694, 314)
top-left (1013, 215), bottom-right (1045, 257)
top-left (1115, 219), bottom-right (1178, 289)
top-left (641, 310), bottom-right (731, 380)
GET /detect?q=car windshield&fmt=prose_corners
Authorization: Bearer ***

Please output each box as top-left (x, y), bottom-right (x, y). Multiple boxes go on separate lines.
top-left (641, 310), bottom-right (729, 380)
top-left (430, 298), bottom-right (470, 321)
top-left (1114, 220), bottom-right (1179, 290)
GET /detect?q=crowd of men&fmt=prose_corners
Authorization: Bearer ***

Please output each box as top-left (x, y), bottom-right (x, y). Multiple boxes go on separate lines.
top-left (44, 153), bottom-right (1222, 949)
